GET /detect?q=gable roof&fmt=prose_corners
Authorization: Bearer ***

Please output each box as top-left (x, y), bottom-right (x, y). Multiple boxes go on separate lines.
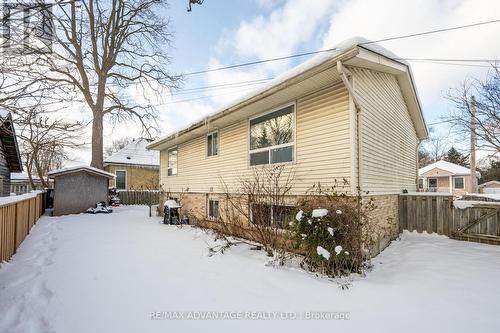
top-left (104, 139), bottom-right (159, 167)
top-left (48, 165), bottom-right (115, 179)
top-left (419, 160), bottom-right (480, 177)
top-left (478, 180), bottom-right (500, 188)
top-left (0, 111), bottom-right (23, 172)
top-left (147, 37), bottom-right (427, 151)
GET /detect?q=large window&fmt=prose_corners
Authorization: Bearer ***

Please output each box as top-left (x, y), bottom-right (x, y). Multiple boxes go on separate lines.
top-left (167, 148), bottom-right (177, 176)
top-left (208, 198), bottom-right (219, 220)
top-left (249, 104), bottom-right (294, 166)
top-left (116, 170), bottom-right (126, 190)
top-left (454, 177), bottom-right (464, 189)
top-left (207, 131), bottom-right (219, 157)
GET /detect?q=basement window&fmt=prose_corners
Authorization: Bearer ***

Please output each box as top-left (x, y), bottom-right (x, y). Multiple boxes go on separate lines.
top-left (207, 131), bottom-right (219, 157)
top-left (250, 203), bottom-right (293, 229)
top-left (249, 104), bottom-right (295, 166)
top-left (167, 148), bottom-right (177, 176)
top-left (454, 177), bottom-right (464, 189)
top-left (208, 198), bottom-right (219, 220)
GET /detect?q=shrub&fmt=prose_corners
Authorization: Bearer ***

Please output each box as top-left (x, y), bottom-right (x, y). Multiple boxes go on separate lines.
top-left (290, 182), bottom-right (376, 277)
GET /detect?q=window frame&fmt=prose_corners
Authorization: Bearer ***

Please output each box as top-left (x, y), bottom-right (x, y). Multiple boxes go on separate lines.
top-left (167, 147), bottom-right (178, 177)
top-left (249, 202), bottom-right (294, 229)
top-left (115, 170), bottom-right (127, 190)
top-left (207, 197), bottom-right (220, 220)
top-left (206, 130), bottom-right (219, 158)
top-left (247, 102), bottom-right (296, 167)
top-left (454, 176), bottom-right (465, 189)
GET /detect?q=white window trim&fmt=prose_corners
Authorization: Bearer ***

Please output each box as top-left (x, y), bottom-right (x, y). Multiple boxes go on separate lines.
top-left (249, 202), bottom-right (294, 227)
top-left (207, 197), bottom-right (220, 220)
top-left (167, 146), bottom-right (178, 177)
top-left (454, 176), bottom-right (465, 189)
top-left (247, 101), bottom-right (296, 167)
top-left (115, 170), bottom-right (127, 190)
top-left (206, 130), bottom-right (219, 158)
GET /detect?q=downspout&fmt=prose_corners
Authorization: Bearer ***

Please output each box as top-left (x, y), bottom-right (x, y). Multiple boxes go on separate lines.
top-left (416, 139), bottom-right (422, 192)
top-left (337, 61), bottom-right (361, 194)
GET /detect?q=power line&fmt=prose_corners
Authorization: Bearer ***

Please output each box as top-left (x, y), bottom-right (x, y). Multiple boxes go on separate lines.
top-left (182, 18), bottom-right (500, 76)
top-left (359, 19), bottom-right (500, 45)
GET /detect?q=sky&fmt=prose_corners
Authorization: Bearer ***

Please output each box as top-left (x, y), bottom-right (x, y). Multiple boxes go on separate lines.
top-left (71, 0), bottom-right (500, 165)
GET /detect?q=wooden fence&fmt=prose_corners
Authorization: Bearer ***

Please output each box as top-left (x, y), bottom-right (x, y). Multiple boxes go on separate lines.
top-left (117, 190), bottom-right (160, 205)
top-left (399, 194), bottom-right (500, 245)
top-left (0, 192), bottom-right (45, 262)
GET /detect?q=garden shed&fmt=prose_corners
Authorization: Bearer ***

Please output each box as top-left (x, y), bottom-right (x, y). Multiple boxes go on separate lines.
top-left (48, 166), bottom-right (115, 216)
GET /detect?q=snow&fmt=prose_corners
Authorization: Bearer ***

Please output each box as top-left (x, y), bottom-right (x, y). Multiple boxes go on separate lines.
top-left (336, 209), bottom-right (342, 215)
top-left (454, 193), bottom-right (500, 209)
top-left (1, 206), bottom-right (500, 333)
top-left (48, 165), bottom-right (115, 179)
top-left (418, 160), bottom-right (480, 176)
top-left (463, 193), bottom-right (500, 201)
top-left (327, 227), bottom-right (334, 236)
top-left (10, 172), bottom-right (41, 181)
top-left (334, 245), bottom-right (343, 255)
top-left (295, 210), bottom-right (303, 221)
top-left (0, 191), bottom-right (43, 206)
top-left (105, 139), bottom-right (159, 166)
top-left (316, 246), bottom-right (330, 260)
top-left (311, 208), bottom-right (328, 218)
top-left (164, 199), bottom-right (181, 208)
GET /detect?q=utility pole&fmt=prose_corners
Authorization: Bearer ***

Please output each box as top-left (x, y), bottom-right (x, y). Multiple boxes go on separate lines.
top-left (470, 96), bottom-right (477, 193)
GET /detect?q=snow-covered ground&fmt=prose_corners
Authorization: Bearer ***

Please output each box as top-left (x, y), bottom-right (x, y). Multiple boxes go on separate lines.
top-left (1, 206), bottom-right (500, 333)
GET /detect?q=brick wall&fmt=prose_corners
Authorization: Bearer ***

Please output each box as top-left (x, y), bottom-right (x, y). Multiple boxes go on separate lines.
top-left (105, 164), bottom-right (159, 190)
top-left (364, 194), bottom-right (400, 256)
top-left (164, 191), bottom-right (400, 256)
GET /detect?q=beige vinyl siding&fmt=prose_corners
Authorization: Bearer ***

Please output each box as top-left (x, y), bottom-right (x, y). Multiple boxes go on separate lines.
top-left (160, 82), bottom-right (351, 195)
top-left (352, 67), bottom-right (418, 193)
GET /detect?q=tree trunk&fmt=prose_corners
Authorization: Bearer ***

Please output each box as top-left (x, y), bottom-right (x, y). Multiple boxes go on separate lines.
top-left (90, 111), bottom-right (104, 169)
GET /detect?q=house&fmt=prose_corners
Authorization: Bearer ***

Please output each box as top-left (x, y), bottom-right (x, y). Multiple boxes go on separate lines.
top-left (48, 165), bottom-right (115, 216)
top-left (147, 37), bottom-right (428, 253)
top-left (10, 172), bottom-right (53, 194)
top-left (0, 111), bottom-right (23, 196)
top-left (478, 180), bottom-right (500, 194)
top-left (104, 138), bottom-right (159, 190)
top-left (418, 160), bottom-right (480, 195)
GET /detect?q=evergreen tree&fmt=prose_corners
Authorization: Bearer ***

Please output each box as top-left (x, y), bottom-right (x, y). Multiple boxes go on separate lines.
top-left (444, 147), bottom-right (469, 167)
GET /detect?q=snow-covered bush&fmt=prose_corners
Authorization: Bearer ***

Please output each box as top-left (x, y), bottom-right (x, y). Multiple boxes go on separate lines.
top-left (289, 181), bottom-right (376, 277)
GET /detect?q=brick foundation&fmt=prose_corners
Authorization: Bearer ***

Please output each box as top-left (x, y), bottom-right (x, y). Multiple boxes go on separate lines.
top-left (163, 192), bottom-right (400, 256)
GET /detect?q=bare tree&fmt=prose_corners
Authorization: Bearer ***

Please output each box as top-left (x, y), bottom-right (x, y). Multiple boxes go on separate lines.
top-left (2, 0), bottom-right (181, 169)
top-left (104, 137), bottom-right (132, 158)
top-left (187, 0), bottom-right (204, 12)
top-left (421, 129), bottom-right (449, 163)
top-left (445, 64), bottom-right (500, 155)
top-left (13, 105), bottom-right (85, 188)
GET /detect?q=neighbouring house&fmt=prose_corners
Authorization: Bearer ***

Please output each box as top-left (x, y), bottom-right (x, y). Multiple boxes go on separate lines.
top-left (104, 138), bottom-right (159, 190)
top-left (48, 166), bottom-right (115, 216)
top-left (0, 111), bottom-right (23, 196)
top-left (10, 172), bottom-right (53, 194)
top-left (478, 180), bottom-right (500, 194)
top-left (147, 37), bottom-right (428, 254)
top-left (418, 160), bottom-right (480, 195)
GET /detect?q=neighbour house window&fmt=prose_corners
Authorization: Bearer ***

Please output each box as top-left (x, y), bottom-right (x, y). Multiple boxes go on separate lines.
top-left (207, 131), bottom-right (219, 157)
top-left (249, 104), bottom-right (294, 166)
top-left (167, 148), bottom-right (177, 176)
top-left (418, 179), bottom-right (423, 189)
top-left (208, 198), bottom-right (219, 220)
top-left (115, 171), bottom-right (126, 190)
top-left (454, 177), bottom-right (464, 189)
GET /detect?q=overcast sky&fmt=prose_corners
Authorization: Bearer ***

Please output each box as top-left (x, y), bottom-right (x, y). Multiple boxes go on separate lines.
top-left (71, 0), bottom-right (500, 165)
